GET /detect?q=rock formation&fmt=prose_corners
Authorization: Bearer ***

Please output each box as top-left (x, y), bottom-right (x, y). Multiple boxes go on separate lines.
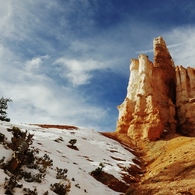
top-left (176, 66), bottom-right (195, 136)
top-left (114, 36), bottom-right (195, 194)
top-left (116, 36), bottom-right (195, 141)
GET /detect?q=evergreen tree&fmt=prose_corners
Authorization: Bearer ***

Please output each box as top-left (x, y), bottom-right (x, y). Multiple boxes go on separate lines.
top-left (0, 97), bottom-right (12, 122)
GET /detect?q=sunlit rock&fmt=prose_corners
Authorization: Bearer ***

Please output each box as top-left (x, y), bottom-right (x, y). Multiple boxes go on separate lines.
top-left (116, 37), bottom-right (176, 141)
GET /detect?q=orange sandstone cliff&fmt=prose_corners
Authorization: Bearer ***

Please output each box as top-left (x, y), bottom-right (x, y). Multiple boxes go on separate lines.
top-left (116, 37), bottom-right (176, 141)
top-left (176, 66), bottom-right (195, 136)
top-left (116, 36), bottom-right (195, 141)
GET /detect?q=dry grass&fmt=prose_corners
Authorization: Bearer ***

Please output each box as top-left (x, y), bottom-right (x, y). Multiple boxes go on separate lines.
top-left (137, 133), bottom-right (195, 194)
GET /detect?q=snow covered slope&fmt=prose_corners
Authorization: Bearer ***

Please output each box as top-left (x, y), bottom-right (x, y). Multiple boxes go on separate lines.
top-left (0, 122), bottom-right (137, 195)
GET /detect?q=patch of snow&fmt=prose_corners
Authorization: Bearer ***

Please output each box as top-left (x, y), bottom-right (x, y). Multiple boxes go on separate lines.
top-left (0, 122), bottom-right (137, 195)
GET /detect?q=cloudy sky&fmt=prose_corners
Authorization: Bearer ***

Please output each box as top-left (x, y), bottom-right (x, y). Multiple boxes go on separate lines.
top-left (0, 0), bottom-right (195, 131)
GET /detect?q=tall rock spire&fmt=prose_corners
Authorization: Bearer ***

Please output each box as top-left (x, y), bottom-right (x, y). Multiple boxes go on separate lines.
top-left (115, 37), bottom-right (176, 142)
top-left (153, 36), bottom-right (175, 69)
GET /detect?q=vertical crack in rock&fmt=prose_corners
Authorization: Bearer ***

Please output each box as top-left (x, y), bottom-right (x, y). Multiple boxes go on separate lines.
top-left (176, 66), bottom-right (195, 136)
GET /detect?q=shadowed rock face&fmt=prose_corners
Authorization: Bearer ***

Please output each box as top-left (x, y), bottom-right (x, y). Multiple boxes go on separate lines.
top-left (116, 37), bottom-right (176, 142)
top-left (176, 66), bottom-right (195, 136)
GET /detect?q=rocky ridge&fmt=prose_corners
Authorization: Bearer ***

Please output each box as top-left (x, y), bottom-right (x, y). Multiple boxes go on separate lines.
top-left (116, 36), bottom-right (195, 141)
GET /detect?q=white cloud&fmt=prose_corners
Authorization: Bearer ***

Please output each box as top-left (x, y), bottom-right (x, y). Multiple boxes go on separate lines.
top-left (135, 49), bottom-right (153, 54)
top-left (0, 0), bottom-right (115, 132)
top-left (0, 46), bottom-right (107, 130)
top-left (25, 55), bottom-right (49, 71)
top-left (1, 76), bottom-right (108, 130)
top-left (0, 2), bottom-right (11, 29)
top-left (135, 43), bottom-right (183, 55)
top-left (0, 1), bottom-right (32, 40)
top-left (0, 1), bottom-right (65, 43)
top-left (165, 26), bottom-right (195, 68)
top-left (55, 58), bottom-right (105, 86)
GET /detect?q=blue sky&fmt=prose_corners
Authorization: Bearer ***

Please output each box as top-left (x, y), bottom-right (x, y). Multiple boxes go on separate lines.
top-left (0, 0), bottom-right (195, 131)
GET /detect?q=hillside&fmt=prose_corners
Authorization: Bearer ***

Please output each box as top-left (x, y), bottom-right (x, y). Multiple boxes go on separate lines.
top-left (2, 123), bottom-right (194, 195)
top-left (0, 122), bottom-right (139, 195)
top-left (102, 130), bottom-right (195, 194)
top-left (122, 132), bottom-right (195, 195)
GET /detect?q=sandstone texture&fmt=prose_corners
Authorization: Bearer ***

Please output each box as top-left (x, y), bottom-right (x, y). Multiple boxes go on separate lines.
top-left (105, 130), bottom-right (195, 195)
top-left (116, 37), bottom-right (177, 142)
top-left (125, 134), bottom-right (195, 195)
top-left (176, 66), bottom-right (195, 136)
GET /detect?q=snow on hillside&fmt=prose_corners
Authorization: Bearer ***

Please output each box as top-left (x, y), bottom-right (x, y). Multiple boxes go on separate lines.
top-left (0, 122), bottom-right (137, 195)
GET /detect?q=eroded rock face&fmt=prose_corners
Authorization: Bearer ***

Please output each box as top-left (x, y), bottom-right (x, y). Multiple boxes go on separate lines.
top-left (176, 66), bottom-right (195, 136)
top-left (116, 37), bottom-right (176, 141)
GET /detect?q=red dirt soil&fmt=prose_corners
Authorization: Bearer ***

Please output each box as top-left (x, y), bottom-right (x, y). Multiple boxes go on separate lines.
top-left (34, 124), bottom-right (78, 130)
